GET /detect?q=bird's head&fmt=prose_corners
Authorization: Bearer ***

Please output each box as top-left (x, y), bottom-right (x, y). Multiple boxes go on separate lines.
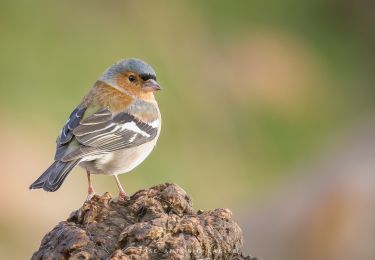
top-left (100, 58), bottom-right (161, 98)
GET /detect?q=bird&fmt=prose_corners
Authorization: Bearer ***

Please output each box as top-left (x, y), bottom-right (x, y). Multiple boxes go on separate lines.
top-left (29, 58), bottom-right (162, 201)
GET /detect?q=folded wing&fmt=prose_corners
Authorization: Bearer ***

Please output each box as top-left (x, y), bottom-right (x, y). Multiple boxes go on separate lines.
top-left (58, 108), bottom-right (159, 162)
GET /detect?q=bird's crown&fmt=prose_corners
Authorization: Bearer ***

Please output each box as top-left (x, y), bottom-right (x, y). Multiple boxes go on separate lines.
top-left (100, 58), bottom-right (156, 85)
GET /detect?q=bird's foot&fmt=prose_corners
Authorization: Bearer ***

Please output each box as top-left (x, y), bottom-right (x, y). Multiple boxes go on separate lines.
top-left (118, 191), bottom-right (128, 202)
top-left (86, 188), bottom-right (96, 201)
top-left (109, 192), bottom-right (128, 203)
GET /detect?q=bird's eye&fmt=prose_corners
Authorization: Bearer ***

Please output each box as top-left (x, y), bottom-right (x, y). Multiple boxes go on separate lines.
top-left (128, 75), bottom-right (136, 82)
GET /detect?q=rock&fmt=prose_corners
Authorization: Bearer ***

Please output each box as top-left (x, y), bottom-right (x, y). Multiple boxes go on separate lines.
top-left (31, 183), bottom-right (258, 260)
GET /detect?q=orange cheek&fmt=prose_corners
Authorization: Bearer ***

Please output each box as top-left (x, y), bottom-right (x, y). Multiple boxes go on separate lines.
top-left (115, 75), bottom-right (127, 89)
top-left (115, 75), bottom-right (141, 96)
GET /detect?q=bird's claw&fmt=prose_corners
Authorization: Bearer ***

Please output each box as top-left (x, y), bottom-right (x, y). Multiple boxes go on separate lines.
top-left (110, 192), bottom-right (128, 203)
top-left (86, 191), bottom-right (96, 201)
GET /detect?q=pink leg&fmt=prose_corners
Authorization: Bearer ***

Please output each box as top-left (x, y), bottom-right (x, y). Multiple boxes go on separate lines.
top-left (86, 171), bottom-right (96, 201)
top-left (114, 175), bottom-right (127, 201)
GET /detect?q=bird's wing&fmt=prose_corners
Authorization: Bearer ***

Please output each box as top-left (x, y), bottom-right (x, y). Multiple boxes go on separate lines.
top-left (56, 106), bottom-right (87, 145)
top-left (58, 107), bottom-right (159, 162)
top-left (54, 106), bottom-right (88, 161)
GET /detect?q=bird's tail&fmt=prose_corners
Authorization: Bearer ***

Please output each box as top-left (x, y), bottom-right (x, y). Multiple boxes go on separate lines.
top-left (29, 160), bottom-right (80, 192)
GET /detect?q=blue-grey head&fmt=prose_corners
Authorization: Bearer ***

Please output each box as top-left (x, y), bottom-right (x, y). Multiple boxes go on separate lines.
top-left (100, 58), bottom-right (160, 94)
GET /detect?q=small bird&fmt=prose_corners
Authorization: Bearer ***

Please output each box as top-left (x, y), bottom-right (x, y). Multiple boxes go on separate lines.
top-left (30, 58), bottom-right (161, 201)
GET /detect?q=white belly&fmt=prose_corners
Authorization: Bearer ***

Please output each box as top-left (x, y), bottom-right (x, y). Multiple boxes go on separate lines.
top-left (79, 139), bottom-right (157, 175)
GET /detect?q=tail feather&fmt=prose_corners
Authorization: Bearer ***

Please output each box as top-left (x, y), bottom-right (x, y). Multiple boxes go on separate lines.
top-left (28, 162), bottom-right (57, 189)
top-left (29, 160), bottom-right (80, 192)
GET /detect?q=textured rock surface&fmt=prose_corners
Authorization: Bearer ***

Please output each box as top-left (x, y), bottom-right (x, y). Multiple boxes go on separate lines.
top-left (31, 183), bottom-right (259, 260)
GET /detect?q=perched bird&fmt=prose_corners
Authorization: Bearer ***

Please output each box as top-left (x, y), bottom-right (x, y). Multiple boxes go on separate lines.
top-left (29, 58), bottom-right (161, 200)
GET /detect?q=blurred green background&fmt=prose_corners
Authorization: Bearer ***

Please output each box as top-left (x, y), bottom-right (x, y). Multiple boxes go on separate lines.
top-left (1, 0), bottom-right (374, 259)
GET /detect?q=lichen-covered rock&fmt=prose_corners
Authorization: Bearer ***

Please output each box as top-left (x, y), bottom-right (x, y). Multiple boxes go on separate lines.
top-left (31, 183), bottom-right (258, 260)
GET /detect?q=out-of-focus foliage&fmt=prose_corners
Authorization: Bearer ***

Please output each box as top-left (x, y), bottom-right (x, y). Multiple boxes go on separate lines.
top-left (0, 0), bottom-right (374, 259)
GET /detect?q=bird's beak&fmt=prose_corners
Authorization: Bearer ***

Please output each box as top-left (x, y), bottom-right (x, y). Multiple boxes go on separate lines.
top-left (142, 79), bottom-right (161, 92)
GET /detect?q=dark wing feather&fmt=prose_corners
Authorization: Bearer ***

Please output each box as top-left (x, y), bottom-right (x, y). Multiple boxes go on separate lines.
top-left (74, 109), bottom-right (158, 150)
top-left (60, 108), bottom-right (158, 161)
top-left (54, 106), bottom-right (87, 161)
top-left (79, 108), bottom-right (112, 125)
top-left (57, 106), bottom-right (87, 145)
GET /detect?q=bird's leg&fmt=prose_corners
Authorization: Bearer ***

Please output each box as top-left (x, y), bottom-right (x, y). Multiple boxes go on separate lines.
top-left (86, 171), bottom-right (96, 201)
top-left (113, 175), bottom-right (127, 201)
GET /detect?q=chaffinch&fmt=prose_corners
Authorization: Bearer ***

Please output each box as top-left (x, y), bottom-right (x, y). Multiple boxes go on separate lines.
top-left (30, 58), bottom-right (162, 201)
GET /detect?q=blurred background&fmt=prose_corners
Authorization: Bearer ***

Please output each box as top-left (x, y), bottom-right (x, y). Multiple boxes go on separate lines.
top-left (0, 0), bottom-right (374, 259)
